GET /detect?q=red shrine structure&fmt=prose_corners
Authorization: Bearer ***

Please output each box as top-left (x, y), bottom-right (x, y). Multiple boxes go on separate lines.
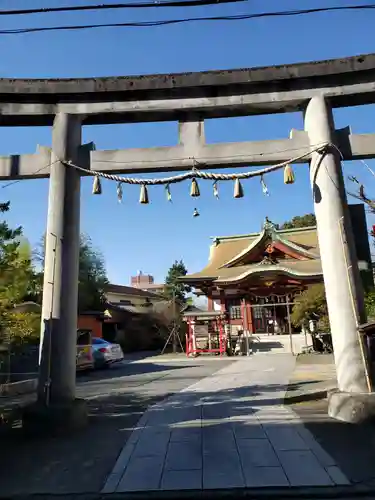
top-left (182, 217), bottom-right (324, 338)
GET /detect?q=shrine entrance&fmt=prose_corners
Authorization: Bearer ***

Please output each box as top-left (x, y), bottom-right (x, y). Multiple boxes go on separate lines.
top-left (1, 53), bottom-right (371, 422)
top-left (251, 294), bottom-right (296, 335)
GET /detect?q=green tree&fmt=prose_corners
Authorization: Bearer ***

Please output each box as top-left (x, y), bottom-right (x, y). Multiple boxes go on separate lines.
top-left (291, 284), bottom-right (329, 330)
top-left (78, 234), bottom-right (109, 312)
top-left (365, 289), bottom-right (375, 320)
top-left (164, 260), bottom-right (191, 304)
top-left (34, 233), bottom-right (109, 312)
top-left (0, 202), bottom-right (40, 344)
top-left (281, 213), bottom-right (316, 230)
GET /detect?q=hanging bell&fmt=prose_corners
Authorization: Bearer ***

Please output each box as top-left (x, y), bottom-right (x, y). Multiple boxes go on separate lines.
top-left (284, 164), bottom-right (295, 184)
top-left (166, 184), bottom-right (172, 202)
top-left (139, 184), bottom-right (149, 204)
top-left (117, 182), bottom-right (123, 203)
top-left (92, 175), bottom-right (102, 195)
top-left (213, 182), bottom-right (219, 199)
top-left (190, 178), bottom-right (200, 197)
top-left (193, 208), bottom-right (200, 217)
top-left (233, 178), bottom-right (244, 199)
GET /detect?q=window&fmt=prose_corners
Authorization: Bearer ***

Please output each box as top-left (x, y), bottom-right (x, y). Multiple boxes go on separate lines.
top-left (253, 306), bottom-right (263, 319)
top-left (226, 299), bottom-right (242, 320)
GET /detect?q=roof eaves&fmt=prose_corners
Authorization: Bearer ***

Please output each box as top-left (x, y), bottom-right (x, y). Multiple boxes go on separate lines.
top-left (210, 232), bottom-right (260, 241)
top-left (275, 233), bottom-right (319, 259)
top-left (178, 275), bottom-right (217, 282)
top-left (215, 266), bottom-right (323, 284)
top-left (277, 225), bottom-right (317, 234)
top-left (106, 283), bottom-right (163, 298)
top-left (221, 229), bottom-right (267, 268)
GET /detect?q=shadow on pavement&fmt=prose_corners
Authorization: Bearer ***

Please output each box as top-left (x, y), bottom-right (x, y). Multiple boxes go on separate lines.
top-left (1, 370), bottom-right (375, 495)
top-left (0, 391), bottom-right (162, 495)
top-left (252, 341), bottom-right (284, 353)
top-left (77, 361), bottom-right (191, 384)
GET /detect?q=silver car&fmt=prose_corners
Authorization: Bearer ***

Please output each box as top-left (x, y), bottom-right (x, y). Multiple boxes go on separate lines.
top-left (91, 337), bottom-right (124, 368)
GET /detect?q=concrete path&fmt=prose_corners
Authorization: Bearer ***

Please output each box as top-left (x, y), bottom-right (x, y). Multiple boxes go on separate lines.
top-left (103, 354), bottom-right (349, 493)
top-left (0, 358), bottom-right (236, 496)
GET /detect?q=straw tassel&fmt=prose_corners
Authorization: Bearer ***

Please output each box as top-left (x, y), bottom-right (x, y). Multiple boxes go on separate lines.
top-left (233, 178), bottom-right (244, 199)
top-left (92, 175), bottom-right (102, 195)
top-left (166, 184), bottom-right (172, 202)
top-left (213, 182), bottom-right (219, 199)
top-left (190, 178), bottom-right (200, 197)
top-left (117, 182), bottom-right (123, 203)
top-left (284, 164), bottom-right (295, 184)
top-left (139, 184), bottom-right (149, 204)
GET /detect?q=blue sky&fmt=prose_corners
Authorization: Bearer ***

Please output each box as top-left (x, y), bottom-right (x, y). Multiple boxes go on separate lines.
top-left (1, 0), bottom-right (375, 284)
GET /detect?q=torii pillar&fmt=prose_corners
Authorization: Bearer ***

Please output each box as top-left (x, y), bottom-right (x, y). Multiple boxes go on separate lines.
top-left (305, 96), bottom-right (375, 423)
top-left (23, 113), bottom-right (87, 432)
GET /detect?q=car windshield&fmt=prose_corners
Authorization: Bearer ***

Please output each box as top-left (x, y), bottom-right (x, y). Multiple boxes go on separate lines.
top-left (93, 338), bottom-right (109, 345)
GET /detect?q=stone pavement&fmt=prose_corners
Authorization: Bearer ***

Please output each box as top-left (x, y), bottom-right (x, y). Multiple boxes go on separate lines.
top-left (103, 354), bottom-right (349, 493)
top-left (0, 358), bottom-right (235, 496)
top-left (284, 353), bottom-right (337, 404)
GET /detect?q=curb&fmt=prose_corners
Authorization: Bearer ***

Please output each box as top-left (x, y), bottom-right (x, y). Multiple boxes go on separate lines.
top-left (0, 378), bottom-right (37, 397)
top-left (284, 389), bottom-right (328, 405)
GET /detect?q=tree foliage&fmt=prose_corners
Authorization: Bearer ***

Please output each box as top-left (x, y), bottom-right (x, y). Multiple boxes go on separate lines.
top-left (164, 260), bottom-right (191, 304)
top-left (0, 202), bottom-right (40, 344)
top-left (291, 284), bottom-right (328, 329)
top-left (281, 213), bottom-right (316, 230)
top-left (292, 283), bottom-right (375, 331)
top-left (78, 234), bottom-right (109, 312)
top-left (1, 311), bottom-right (40, 345)
top-left (349, 173), bottom-right (375, 214)
top-left (35, 233), bottom-right (109, 312)
top-left (0, 202), bottom-right (109, 346)
top-left (365, 289), bottom-right (375, 320)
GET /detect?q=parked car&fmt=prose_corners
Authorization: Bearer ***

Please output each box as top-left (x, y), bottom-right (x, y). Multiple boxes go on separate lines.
top-left (91, 337), bottom-right (124, 368)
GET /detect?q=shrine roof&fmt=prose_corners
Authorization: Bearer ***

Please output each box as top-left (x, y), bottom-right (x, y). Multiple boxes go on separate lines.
top-left (184, 259), bottom-right (323, 284)
top-left (182, 223), bottom-right (322, 285)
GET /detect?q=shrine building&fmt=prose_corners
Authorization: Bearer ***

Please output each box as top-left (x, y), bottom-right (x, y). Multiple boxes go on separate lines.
top-left (181, 207), bottom-right (373, 336)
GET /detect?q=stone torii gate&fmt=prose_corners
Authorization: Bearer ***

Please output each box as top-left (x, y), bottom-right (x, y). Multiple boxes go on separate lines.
top-left (2, 53), bottom-right (375, 427)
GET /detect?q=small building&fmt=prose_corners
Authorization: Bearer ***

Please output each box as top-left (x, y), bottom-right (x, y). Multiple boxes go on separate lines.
top-left (105, 283), bottom-right (164, 308)
top-left (131, 271), bottom-right (165, 294)
top-left (181, 206), bottom-right (373, 336)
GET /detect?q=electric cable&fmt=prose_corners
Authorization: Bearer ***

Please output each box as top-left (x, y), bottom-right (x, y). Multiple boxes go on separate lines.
top-left (0, 0), bottom-right (248, 16)
top-left (0, 4), bottom-right (374, 35)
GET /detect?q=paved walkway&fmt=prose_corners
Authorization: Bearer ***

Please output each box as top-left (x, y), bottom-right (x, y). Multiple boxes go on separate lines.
top-left (103, 354), bottom-right (349, 492)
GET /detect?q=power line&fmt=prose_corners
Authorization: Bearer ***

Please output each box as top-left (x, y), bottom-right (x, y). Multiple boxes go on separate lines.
top-left (0, 4), bottom-right (374, 35)
top-left (0, 0), bottom-right (247, 16)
